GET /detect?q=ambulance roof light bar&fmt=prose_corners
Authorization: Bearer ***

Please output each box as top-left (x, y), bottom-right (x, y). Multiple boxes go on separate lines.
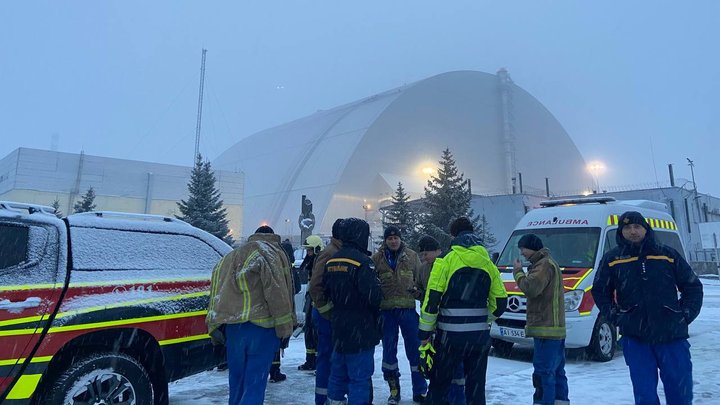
top-left (540, 196), bottom-right (616, 208)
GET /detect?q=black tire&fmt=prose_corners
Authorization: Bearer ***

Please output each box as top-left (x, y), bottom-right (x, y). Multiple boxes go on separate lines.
top-left (40, 352), bottom-right (154, 405)
top-left (491, 338), bottom-right (514, 357)
top-left (586, 315), bottom-right (616, 362)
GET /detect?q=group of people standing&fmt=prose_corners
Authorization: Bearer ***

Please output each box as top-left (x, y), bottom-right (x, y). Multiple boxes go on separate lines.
top-left (206, 209), bottom-right (703, 405)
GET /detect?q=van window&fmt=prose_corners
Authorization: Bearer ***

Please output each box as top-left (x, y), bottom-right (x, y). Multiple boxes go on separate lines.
top-left (604, 229), bottom-right (686, 260)
top-left (0, 224), bottom-right (29, 269)
top-left (496, 227), bottom-right (601, 271)
top-left (71, 227), bottom-right (222, 272)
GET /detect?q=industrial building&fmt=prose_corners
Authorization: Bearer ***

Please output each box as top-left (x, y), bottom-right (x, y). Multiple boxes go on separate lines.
top-left (0, 148), bottom-right (244, 237)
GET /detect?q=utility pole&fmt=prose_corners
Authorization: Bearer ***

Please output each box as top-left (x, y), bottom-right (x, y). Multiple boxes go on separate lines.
top-left (194, 49), bottom-right (208, 161)
top-left (687, 158), bottom-right (702, 223)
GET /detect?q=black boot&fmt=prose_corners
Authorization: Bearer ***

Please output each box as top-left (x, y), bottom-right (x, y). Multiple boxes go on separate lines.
top-left (386, 376), bottom-right (400, 404)
top-left (269, 364), bottom-right (286, 383)
top-left (412, 393), bottom-right (426, 403)
top-left (298, 353), bottom-right (317, 371)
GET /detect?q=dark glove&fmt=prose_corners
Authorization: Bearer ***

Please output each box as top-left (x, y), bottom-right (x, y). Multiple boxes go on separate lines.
top-left (280, 337), bottom-right (290, 349)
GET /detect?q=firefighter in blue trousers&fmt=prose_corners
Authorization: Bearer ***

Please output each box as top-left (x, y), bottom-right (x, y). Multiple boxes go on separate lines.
top-left (372, 225), bottom-right (427, 404)
top-left (419, 217), bottom-right (507, 405)
top-left (323, 218), bottom-right (383, 405)
top-left (309, 219), bottom-right (345, 405)
top-left (592, 211), bottom-right (703, 405)
top-left (206, 225), bottom-right (295, 405)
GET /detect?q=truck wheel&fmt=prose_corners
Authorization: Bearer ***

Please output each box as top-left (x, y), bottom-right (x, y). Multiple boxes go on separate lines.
top-left (41, 352), bottom-right (154, 405)
top-left (491, 338), bottom-right (514, 357)
top-left (587, 315), bottom-right (616, 362)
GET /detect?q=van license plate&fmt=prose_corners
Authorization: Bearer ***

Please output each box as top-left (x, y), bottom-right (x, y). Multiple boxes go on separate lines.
top-left (499, 327), bottom-right (525, 338)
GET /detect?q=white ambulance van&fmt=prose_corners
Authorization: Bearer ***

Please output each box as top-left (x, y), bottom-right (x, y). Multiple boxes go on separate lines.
top-left (490, 196), bottom-right (685, 362)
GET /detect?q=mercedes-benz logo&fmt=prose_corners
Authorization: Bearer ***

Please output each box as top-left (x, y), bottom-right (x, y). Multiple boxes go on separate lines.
top-left (508, 296), bottom-right (521, 312)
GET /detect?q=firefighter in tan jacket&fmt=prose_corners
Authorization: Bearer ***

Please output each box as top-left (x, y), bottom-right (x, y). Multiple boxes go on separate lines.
top-left (206, 225), bottom-right (296, 405)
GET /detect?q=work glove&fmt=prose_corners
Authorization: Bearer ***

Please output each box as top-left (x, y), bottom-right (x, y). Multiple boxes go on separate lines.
top-left (418, 340), bottom-right (436, 379)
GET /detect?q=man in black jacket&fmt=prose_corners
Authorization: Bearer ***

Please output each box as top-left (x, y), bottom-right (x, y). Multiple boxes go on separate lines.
top-left (323, 218), bottom-right (383, 405)
top-left (592, 211), bottom-right (703, 405)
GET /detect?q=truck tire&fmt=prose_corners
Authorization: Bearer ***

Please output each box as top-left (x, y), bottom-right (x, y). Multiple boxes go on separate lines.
top-left (40, 352), bottom-right (154, 405)
top-left (586, 315), bottom-right (616, 362)
top-left (491, 338), bottom-right (514, 357)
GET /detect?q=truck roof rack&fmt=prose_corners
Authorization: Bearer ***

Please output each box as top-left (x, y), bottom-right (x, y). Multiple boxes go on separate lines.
top-left (71, 211), bottom-right (190, 225)
top-left (0, 201), bottom-right (57, 215)
top-left (540, 196), bottom-right (616, 207)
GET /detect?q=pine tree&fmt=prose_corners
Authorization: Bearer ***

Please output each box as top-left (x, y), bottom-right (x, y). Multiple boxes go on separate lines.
top-left (476, 214), bottom-right (498, 251)
top-left (73, 187), bottom-right (97, 213)
top-left (382, 182), bottom-right (418, 246)
top-left (177, 154), bottom-right (234, 246)
top-left (51, 197), bottom-right (63, 218)
top-left (421, 148), bottom-right (478, 249)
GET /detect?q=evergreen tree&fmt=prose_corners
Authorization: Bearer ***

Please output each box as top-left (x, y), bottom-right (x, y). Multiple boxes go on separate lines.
top-left (421, 148), bottom-right (478, 249)
top-left (382, 182), bottom-right (418, 246)
top-left (51, 197), bottom-right (63, 218)
top-left (177, 154), bottom-right (234, 246)
top-left (476, 214), bottom-right (498, 251)
top-left (73, 187), bottom-right (97, 213)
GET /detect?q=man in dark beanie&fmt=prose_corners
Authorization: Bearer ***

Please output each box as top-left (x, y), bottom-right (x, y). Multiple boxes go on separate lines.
top-left (308, 218), bottom-right (345, 405)
top-left (372, 225), bottom-right (426, 403)
top-left (512, 234), bottom-right (568, 405)
top-left (323, 218), bottom-right (383, 405)
top-left (420, 216), bottom-right (507, 405)
top-left (593, 211), bottom-right (703, 405)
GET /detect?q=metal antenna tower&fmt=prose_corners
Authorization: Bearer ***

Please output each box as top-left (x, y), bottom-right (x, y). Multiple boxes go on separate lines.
top-left (194, 49), bottom-right (208, 161)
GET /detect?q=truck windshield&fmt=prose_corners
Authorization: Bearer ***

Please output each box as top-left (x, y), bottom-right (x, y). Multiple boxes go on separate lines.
top-left (496, 227), bottom-right (601, 271)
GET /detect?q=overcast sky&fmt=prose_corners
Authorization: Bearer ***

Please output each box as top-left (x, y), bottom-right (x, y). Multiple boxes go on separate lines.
top-left (1, 1), bottom-right (718, 195)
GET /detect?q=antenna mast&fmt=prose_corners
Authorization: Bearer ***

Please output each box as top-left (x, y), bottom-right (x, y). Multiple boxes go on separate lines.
top-left (194, 49), bottom-right (208, 161)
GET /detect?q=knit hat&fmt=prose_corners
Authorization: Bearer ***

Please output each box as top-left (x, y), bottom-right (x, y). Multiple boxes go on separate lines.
top-left (255, 225), bottom-right (274, 234)
top-left (331, 218), bottom-right (344, 239)
top-left (517, 234), bottom-right (543, 251)
top-left (618, 211), bottom-right (651, 232)
top-left (417, 235), bottom-right (440, 252)
top-left (384, 225), bottom-right (401, 240)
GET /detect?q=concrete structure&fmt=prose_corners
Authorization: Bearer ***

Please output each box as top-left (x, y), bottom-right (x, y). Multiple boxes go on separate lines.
top-left (214, 70), bottom-right (593, 236)
top-left (0, 148), bottom-right (244, 238)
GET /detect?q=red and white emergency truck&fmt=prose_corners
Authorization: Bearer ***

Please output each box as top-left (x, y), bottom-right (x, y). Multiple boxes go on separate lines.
top-left (491, 197), bottom-right (686, 362)
top-left (0, 201), bottom-right (231, 404)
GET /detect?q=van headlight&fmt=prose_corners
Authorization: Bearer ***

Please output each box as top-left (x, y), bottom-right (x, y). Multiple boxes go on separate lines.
top-left (564, 290), bottom-right (584, 312)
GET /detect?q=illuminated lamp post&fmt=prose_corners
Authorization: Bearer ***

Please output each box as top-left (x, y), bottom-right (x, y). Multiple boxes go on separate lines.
top-left (587, 161), bottom-right (606, 193)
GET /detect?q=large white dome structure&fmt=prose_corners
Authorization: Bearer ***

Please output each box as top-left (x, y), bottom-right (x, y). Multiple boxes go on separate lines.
top-left (214, 70), bottom-right (593, 237)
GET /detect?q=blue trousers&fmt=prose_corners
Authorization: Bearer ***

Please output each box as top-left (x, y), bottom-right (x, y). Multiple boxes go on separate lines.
top-left (380, 308), bottom-right (428, 396)
top-left (313, 308), bottom-right (333, 405)
top-left (622, 336), bottom-right (693, 405)
top-left (328, 349), bottom-right (375, 405)
top-left (532, 338), bottom-right (569, 405)
top-left (226, 322), bottom-right (280, 405)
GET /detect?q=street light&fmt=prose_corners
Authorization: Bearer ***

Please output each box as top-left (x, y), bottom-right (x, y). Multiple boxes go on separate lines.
top-left (362, 202), bottom-right (372, 221)
top-left (587, 161), bottom-right (605, 193)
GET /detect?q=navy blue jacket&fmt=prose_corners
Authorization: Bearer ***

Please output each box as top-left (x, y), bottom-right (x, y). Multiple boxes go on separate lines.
top-left (322, 245), bottom-right (383, 353)
top-left (592, 227), bottom-right (703, 344)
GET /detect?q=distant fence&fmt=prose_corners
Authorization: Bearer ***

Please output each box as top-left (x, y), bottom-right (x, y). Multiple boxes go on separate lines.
top-left (691, 261), bottom-right (720, 275)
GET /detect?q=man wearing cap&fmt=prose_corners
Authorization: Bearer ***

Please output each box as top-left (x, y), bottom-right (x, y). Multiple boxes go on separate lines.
top-left (323, 218), bottom-right (383, 405)
top-left (419, 217), bottom-right (507, 405)
top-left (309, 219), bottom-right (344, 405)
top-left (512, 234), bottom-right (568, 405)
top-left (593, 211), bottom-right (703, 405)
top-left (372, 225), bottom-right (427, 403)
top-left (414, 235), bottom-right (465, 405)
top-left (206, 225), bottom-right (296, 405)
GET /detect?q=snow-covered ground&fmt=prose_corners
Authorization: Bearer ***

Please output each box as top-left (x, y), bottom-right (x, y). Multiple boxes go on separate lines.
top-left (169, 277), bottom-right (720, 404)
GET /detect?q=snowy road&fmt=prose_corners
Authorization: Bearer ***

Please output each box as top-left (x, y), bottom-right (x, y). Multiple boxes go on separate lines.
top-left (169, 277), bottom-right (720, 404)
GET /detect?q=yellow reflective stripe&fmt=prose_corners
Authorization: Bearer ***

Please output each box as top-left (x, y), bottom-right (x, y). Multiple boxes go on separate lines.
top-left (327, 258), bottom-right (361, 267)
top-left (0, 291), bottom-right (209, 328)
top-left (5, 373), bottom-right (42, 399)
top-left (0, 310), bottom-right (207, 337)
top-left (608, 257), bottom-right (639, 267)
top-left (506, 291), bottom-right (524, 295)
top-left (579, 311), bottom-right (592, 316)
top-left (317, 302), bottom-right (334, 313)
top-left (647, 255), bottom-right (674, 264)
top-left (0, 355), bottom-right (53, 367)
top-left (275, 313), bottom-right (293, 325)
top-left (251, 317), bottom-right (275, 327)
top-left (159, 333), bottom-right (209, 346)
top-left (0, 277), bottom-right (209, 292)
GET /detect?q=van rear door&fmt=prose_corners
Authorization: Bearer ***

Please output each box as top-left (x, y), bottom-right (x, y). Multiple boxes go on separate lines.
top-left (0, 216), bottom-right (66, 401)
